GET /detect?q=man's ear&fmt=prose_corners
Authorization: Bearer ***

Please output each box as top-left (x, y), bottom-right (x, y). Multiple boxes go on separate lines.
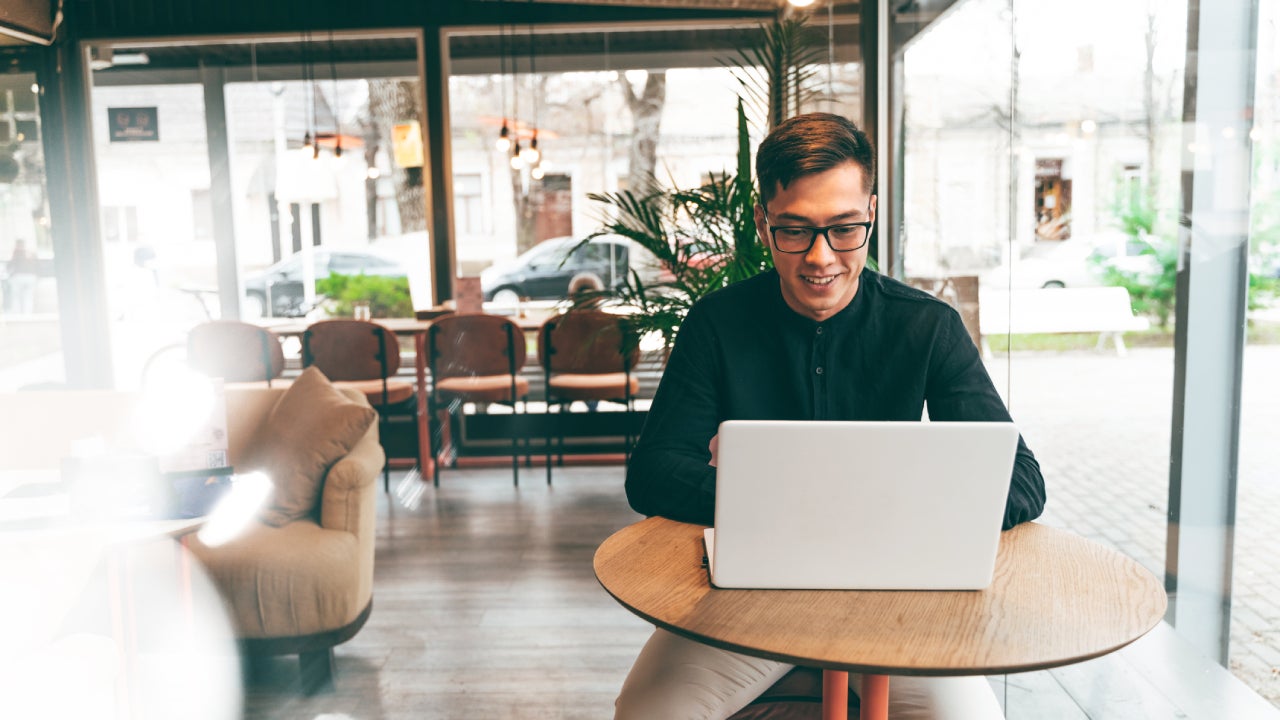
top-left (869, 194), bottom-right (878, 223)
top-left (754, 204), bottom-right (769, 245)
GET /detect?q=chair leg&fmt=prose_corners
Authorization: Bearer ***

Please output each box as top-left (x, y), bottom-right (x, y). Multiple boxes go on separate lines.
top-left (379, 413), bottom-right (390, 493)
top-left (299, 648), bottom-right (335, 695)
top-left (545, 397), bottom-right (554, 485)
top-left (432, 407), bottom-right (446, 488)
top-left (557, 401), bottom-right (566, 468)
top-left (511, 402), bottom-right (520, 487)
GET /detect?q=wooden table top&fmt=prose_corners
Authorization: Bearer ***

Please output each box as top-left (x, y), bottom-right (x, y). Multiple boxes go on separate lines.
top-left (594, 516), bottom-right (1167, 677)
top-left (261, 317), bottom-right (436, 337)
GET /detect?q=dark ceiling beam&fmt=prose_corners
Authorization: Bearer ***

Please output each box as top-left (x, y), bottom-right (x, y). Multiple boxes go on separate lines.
top-left (71, 0), bottom-right (775, 40)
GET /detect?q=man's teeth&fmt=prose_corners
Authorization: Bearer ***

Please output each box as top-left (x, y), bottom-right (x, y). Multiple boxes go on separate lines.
top-left (804, 276), bottom-right (835, 286)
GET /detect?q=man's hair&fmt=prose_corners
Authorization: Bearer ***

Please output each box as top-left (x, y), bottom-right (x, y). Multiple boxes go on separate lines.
top-left (755, 113), bottom-right (875, 206)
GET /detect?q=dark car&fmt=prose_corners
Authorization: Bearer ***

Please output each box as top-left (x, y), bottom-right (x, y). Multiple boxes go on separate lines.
top-left (242, 249), bottom-right (405, 318)
top-left (480, 236), bottom-right (666, 305)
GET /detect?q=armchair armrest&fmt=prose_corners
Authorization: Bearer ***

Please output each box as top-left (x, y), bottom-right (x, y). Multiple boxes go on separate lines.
top-left (319, 422), bottom-right (384, 537)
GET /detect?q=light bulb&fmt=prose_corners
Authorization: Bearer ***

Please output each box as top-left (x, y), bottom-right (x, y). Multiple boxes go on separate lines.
top-left (788, 0), bottom-right (816, 6)
top-left (520, 145), bottom-right (540, 164)
top-left (496, 122), bottom-right (511, 151)
top-left (530, 166), bottom-right (545, 180)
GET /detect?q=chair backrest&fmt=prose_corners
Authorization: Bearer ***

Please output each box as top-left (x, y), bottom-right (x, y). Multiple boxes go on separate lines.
top-left (428, 314), bottom-right (526, 380)
top-left (303, 319), bottom-right (402, 381)
top-left (187, 320), bottom-right (285, 383)
top-left (538, 309), bottom-right (639, 374)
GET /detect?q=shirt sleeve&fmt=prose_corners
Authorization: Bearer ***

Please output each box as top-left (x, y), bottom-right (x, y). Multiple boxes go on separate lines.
top-left (924, 308), bottom-right (1047, 530)
top-left (625, 304), bottom-right (721, 525)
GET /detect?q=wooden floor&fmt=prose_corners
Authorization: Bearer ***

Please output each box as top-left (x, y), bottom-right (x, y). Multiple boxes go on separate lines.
top-left (241, 467), bottom-right (1278, 720)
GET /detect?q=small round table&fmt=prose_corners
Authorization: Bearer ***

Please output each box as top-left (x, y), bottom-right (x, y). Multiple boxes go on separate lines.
top-left (594, 517), bottom-right (1167, 720)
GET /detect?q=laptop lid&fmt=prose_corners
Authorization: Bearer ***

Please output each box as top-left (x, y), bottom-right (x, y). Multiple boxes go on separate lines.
top-left (709, 420), bottom-right (1018, 590)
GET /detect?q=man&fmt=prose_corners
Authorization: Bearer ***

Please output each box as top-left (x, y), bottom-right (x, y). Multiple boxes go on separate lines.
top-left (615, 113), bottom-right (1046, 719)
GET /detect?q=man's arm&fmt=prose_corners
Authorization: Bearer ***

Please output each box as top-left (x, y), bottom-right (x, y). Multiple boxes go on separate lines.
top-left (625, 306), bottom-right (721, 526)
top-left (925, 310), bottom-right (1047, 530)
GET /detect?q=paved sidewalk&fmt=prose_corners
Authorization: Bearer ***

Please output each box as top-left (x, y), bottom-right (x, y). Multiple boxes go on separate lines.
top-left (986, 344), bottom-right (1280, 708)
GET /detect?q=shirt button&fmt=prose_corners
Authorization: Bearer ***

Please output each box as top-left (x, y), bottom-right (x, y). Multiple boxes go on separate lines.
top-left (815, 366), bottom-right (824, 375)
top-left (816, 327), bottom-right (824, 335)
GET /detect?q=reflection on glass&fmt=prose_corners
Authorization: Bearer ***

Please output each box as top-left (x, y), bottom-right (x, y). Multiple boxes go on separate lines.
top-left (1235, 0), bottom-right (1280, 705)
top-left (0, 68), bottom-right (61, 391)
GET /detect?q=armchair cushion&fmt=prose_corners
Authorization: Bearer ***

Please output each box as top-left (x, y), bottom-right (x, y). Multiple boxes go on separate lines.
top-left (252, 367), bottom-right (377, 527)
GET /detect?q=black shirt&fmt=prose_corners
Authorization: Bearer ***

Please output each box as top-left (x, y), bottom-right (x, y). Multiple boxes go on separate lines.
top-left (625, 268), bottom-right (1046, 530)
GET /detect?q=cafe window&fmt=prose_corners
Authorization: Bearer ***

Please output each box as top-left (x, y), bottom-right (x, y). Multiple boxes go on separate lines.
top-left (87, 32), bottom-right (427, 386)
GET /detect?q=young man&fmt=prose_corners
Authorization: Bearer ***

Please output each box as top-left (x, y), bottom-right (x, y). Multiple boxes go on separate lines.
top-left (616, 113), bottom-right (1046, 719)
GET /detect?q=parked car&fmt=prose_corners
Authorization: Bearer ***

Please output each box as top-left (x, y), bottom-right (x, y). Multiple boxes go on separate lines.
top-left (979, 234), bottom-right (1159, 290)
top-left (242, 248), bottom-right (405, 318)
top-left (480, 236), bottom-right (668, 305)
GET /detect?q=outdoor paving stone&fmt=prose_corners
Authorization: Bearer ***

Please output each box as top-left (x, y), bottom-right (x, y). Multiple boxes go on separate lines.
top-left (993, 345), bottom-right (1279, 707)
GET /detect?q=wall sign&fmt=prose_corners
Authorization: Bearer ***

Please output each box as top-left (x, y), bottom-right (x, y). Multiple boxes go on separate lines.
top-left (108, 107), bottom-right (159, 142)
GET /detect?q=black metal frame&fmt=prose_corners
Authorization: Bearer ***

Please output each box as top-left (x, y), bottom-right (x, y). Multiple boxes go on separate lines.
top-left (302, 323), bottom-right (402, 493)
top-left (427, 319), bottom-right (526, 487)
top-left (541, 316), bottom-right (635, 485)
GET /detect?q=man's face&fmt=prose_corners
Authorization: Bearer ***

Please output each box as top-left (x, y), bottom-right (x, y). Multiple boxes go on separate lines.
top-left (756, 162), bottom-right (876, 323)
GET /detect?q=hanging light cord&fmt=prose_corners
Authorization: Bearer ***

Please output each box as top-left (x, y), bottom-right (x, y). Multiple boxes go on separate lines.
top-left (528, 0), bottom-right (538, 154)
top-left (504, 11), bottom-right (514, 155)
top-left (827, 3), bottom-right (835, 103)
top-left (329, 30), bottom-right (342, 157)
top-left (498, 2), bottom-right (508, 125)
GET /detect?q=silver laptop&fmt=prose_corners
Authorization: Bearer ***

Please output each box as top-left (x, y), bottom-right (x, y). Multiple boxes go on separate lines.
top-left (705, 420), bottom-right (1019, 590)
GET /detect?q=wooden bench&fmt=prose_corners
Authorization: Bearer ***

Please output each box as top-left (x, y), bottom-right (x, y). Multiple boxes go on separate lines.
top-left (978, 286), bottom-right (1151, 357)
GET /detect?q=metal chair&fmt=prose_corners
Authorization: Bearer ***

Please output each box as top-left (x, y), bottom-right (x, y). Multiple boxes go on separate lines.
top-left (427, 314), bottom-right (530, 487)
top-left (302, 319), bottom-right (415, 492)
top-left (186, 320), bottom-right (286, 385)
top-left (538, 309), bottom-right (639, 484)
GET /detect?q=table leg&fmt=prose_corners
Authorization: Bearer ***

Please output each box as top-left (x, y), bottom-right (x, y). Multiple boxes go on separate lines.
top-left (860, 674), bottom-right (890, 720)
top-left (822, 670), bottom-right (848, 720)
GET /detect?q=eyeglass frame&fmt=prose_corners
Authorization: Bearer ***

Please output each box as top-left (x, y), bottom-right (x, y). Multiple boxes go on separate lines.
top-left (761, 200), bottom-right (876, 254)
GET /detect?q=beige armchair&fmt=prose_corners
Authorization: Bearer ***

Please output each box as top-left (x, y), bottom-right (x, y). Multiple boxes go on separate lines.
top-left (0, 372), bottom-right (381, 696)
top-left (187, 378), bottom-right (382, 694)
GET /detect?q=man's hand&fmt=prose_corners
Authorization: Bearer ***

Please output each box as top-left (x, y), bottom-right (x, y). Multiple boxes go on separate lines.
top-left (708, 434), bottom-right (719, 468)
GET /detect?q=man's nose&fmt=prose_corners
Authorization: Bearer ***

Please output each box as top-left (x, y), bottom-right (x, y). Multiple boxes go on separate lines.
top-left (803, 230), bottom-right (836, 264)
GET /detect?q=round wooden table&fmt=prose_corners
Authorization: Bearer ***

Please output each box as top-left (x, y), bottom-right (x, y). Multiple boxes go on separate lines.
top-left (594, 517), bottom-right (1167, 720)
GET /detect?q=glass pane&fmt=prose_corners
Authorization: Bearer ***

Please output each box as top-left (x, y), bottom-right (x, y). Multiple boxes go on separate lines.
top-left (448, 21), bottom-right (859, 310)
top-left (0, 67), bottom-right (63, 391)
top-left (88, 80), bottom-right (216, 388)
top-left (88, 34), bottom-right (425, 387)
top-left (223, 37), bottom-right (426, 323)
top-left (1238, 0), bottom-right (1280, 705)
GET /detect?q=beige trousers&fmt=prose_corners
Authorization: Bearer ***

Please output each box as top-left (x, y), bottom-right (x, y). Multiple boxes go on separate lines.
top-left (615, 629), bottom-right (1005, 720)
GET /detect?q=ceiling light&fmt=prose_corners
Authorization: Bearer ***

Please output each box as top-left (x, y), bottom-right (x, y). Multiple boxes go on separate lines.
top-left (520, 133), bottom-right (540, 164)
top-left (788, 0), bottom-right (817, 6)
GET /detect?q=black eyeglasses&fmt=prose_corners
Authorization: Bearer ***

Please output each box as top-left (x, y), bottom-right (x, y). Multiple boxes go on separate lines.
top-left (764, 202), bottom-right (874, 254)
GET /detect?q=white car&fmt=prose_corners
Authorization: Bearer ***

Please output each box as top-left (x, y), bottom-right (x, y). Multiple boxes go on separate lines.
top-left (980, 240), bottom-right (1102, 290)
top-left (980, 234), bottom-right (1159, 290)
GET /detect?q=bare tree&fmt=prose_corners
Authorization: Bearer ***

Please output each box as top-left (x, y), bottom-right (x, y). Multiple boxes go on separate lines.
top-left (367, 79), bottom-right (427, 234)
top-left (618, 71), bottom-right (667, 191)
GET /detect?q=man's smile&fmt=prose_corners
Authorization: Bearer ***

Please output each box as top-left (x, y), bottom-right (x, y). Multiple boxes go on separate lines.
top-left (801, 274), bottom-right (839, 286)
